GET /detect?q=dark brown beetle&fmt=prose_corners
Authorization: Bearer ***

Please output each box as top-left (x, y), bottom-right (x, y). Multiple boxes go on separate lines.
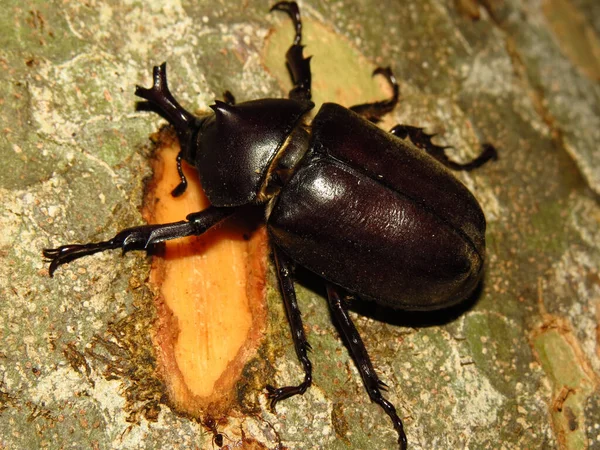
top-left (44, 2), bottom-right (496, 448)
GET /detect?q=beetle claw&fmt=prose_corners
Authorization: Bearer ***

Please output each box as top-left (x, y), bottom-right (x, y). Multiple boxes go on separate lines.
top-left (43, 243), bottom-right (105, 277)
top-left (265, 378), bottom-right (311, 409)
top-left (265, 384), bottom-right (283, 409)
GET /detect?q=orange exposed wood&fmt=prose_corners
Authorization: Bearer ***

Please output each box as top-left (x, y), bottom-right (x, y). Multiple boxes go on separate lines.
top-left (143, 129), bottom-right (268, 416)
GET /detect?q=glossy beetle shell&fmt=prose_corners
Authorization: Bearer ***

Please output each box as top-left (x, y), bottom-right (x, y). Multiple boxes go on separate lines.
top-left (268, 103), bottom-right (485, 310)
top-left (195, 99), bottom-right (312, 207)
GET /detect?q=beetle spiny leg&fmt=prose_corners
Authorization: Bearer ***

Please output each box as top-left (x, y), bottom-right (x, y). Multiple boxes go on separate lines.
top-left (136, 63), bottom-right (204, 197)
top-left (391, 124), bottom-right (498, 171)
top-left (326, 284), bottom-right (407, 450)
top-left (266, 246), bottom-right (313, 409)
top-left (43, 207), bottom-right (233, 276)
top-left (391, 125), bottom-right (446, 154)
top-left (390, 124), bottom-right (437, 147)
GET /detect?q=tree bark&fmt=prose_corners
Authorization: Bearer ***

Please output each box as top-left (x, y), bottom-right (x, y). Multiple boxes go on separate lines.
top-left (1, 0), bottom-right (599, 448)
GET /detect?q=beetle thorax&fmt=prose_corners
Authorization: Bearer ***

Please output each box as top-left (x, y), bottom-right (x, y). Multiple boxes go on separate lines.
top-left (192, 98), bottom-right (313, 208)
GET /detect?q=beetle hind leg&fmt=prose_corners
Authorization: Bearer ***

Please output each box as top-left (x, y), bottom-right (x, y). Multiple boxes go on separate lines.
top-left (266, 247), bottom-right (313, 407)
top-left (271, 2), bottom-right (313, 104)
top-left (391, 124), bottom-right (498, 171)
top-left (350, 67), bottom-right (400, 123)
top-left (326, 284), bottom-right (407, 450)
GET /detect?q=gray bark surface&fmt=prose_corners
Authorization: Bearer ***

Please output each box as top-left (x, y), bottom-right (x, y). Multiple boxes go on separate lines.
top-left (1, 0), bottom-right (599, 449)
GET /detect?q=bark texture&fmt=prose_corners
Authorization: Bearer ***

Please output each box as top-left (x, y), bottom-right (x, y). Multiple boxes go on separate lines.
top-left (1, 0), bottom-right (599, 449)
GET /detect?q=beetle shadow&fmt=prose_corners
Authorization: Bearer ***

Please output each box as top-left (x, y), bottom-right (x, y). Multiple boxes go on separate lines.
top-left (294, 267), bottom-right (484, 329)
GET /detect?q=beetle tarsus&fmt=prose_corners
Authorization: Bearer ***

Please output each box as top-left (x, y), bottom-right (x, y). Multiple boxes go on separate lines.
top-left (391, 124), bottom-right (497, 171)
top-left (270, 1), bottom-right (302, 46)
top-left (271, 1), bottom-right (313, 104)
top-left (350, 66), bottom-right (400, 122)
top-left (470, 143), bottom-right (498, 169)
top-left (265, 380), bottom-right (311, 409)
top-left (43, 207), bottom-right (233, 276)
top-left (266, 247), bottom-right (313, 407)
top-left (326, 284), bottom-right (407, 450)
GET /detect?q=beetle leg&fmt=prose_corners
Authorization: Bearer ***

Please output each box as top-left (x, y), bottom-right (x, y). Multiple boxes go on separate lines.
top-left (326, 284), bottom-right (407, 450)
top-left (43, 206), bottom-right (233, 277)
top-left (222, 90), bottom-right (236, 105)
top-left (391, 124), bottom-right (498, 171)
top-left (270, 2), bottom-right (313, 104)
top-left (350, 67), bottom-right (400, 123)
top-left (135, 62), bottom-right (203, 197)
top-left (266, 246), bottom-right (313, 407)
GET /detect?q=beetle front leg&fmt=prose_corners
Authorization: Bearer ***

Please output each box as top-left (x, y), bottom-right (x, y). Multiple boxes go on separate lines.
top-left (271, 2), bottom-right (313, 104)
top-left (326, 284), bottom-right (407, 450)
top-left (43, 206), bottom-right (233, 276)
top-left (391, 124), bottom-right (497, 171)
top-left (266, 246), bottom-right (313, 407)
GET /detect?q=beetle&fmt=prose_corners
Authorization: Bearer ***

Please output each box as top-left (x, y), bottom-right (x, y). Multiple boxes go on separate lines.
top-left (43, 2), bottom-right (496, 449)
